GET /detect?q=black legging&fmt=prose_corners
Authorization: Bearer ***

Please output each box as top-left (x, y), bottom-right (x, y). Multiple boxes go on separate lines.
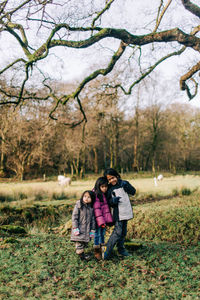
top-left (105, 220), bottom-right (127, 257)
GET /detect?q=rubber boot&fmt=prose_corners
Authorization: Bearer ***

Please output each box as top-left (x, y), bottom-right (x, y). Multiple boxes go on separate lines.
top-left (78, 252), bottom-right (91, 261)
top-left (94, 245), bottom-right (102, 260)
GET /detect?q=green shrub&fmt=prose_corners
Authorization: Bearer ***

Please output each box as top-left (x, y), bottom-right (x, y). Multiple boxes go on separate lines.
top-left (18, 192), bottom-right (27, 200)
top-left (1, 193), bottom-right (26, 203)
top-left (51, 192), bottom-right (67, 201)
top-left (3, 237), bottom-right (19, 244)
top-left (0, 225), bottom-right (27, 235)
top-left (128, 196), bottom-right (200, 245)
top-left (0, 194), bottom-right (15, 202)
top-left (181, 187), bottom-right (192, 196)
top-left (172, 188), bottom-right (179, 197)
top-left (23, 210), bottom-right (33, 222)
top-left (34, 192), bottom-right (44, 201)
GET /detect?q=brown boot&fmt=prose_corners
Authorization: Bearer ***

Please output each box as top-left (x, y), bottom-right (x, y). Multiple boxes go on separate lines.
top-left (94, 245), bottom-right (102, 260)
top-left (78, 252), bottom-right (91, 261)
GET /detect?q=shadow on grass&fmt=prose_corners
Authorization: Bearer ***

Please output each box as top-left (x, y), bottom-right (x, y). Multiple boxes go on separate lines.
top-left (0, 235), bottom-right (199, 299)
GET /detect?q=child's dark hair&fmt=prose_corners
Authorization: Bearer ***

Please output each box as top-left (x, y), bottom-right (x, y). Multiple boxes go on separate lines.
top-left (103, 168), bottom-right (121, 179)
top-left (94, 176), bottom-right (108, 202)
top-left (80, 190), bottom-right (95, 208)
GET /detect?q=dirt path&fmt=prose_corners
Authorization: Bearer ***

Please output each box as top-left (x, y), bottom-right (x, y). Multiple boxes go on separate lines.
top-left (131, 194), bottom-right (177, 206)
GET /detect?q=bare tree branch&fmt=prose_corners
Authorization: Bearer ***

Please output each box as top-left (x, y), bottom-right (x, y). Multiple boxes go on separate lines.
top-left (27, 17), bottom-right (56, 26)
top-left (0, 58), bottom-right (27, 75)
top-left (180, 61), bottom-right (200, 99)
top-left (0, 0), bottom-right (32, 21)
top-left (91, 0), bottom-right (115, 28)
top-left (4, 24), bottom-right (31, 58)
top-left (49, 95), bottom-right (87, 128)
top-left (106, 46), bottom-right (186, 94)
top-left (0, 1), bottom-right (8, 16)
top-left (4, 20), bottom-right (199, 66)
top-left (181, 0), bottom-right (200, 18)
top-left (16, 63), bottom-right (31, 105)
top-left (49, 41), bottom-right (126, 125)
top-left (0, 86), bottom-right (51, 105)
top-left (5, 22), bottom-right (29, 46)
top-left (1, 0), bottom-right (200, 118)
top-left (153, 0), bottom-right (172, 33)
top-left (62, 41), bottom-right (127, 104)
top-left (33, 26), bottom-right (200, 54)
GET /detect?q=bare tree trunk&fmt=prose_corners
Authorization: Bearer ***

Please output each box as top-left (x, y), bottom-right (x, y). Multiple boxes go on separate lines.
top-left (0, 133), bottom-right (6, 176)
top-left (103, 139), bottom-right (107, 169)
top-left (93, 147), bottom-right (98, 173)
top-left (109, 137), bottom-right (113, 168)
top-left (0, 147), bottom-right (6, 176)
top-left (20, 160), bottom-right (25, 181)
top-left (39, 142), bottom-right (43, 170)
top-left (132, 91), bottom-right (139, 172)
top-left (81, 145), bottom-right (86, 178)
top-left (70, 163), bottom-right (74, 177)
top-left (80, 166), bottom-right (84, 179)
top-left (145, 153), bottom-right (150, 171)
top-left (152, 158), bottom-right (155, 174)
top-left (133, 136), bottom-right (138, 172)
top-left (113, 121), bottom-right (119, 169)
top-left (72, 156), bottom-right (79, 177)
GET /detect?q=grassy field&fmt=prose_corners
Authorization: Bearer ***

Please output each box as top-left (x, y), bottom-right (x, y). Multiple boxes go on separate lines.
top-left (0, 174), bottom-right (200, 299)
top-left (0, 234), bottom-right (199, 299)
top-left (0, 174), bottom-right (199, 207)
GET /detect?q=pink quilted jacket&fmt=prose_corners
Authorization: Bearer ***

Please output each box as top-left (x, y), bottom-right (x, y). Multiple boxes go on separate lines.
top-left (93, 193), bottom-right (113, 227)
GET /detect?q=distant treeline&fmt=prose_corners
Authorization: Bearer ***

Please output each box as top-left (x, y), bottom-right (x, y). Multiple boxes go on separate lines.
top-left (1, 97), bottom-right (200, 180)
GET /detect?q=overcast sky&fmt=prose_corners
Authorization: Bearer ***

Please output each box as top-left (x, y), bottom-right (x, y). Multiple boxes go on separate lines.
top-left (0, 0), bottom-right (200, 108)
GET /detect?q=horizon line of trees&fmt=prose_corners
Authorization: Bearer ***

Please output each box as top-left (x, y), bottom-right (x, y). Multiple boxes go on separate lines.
top-left (1, 81), bottom-right (200, 180)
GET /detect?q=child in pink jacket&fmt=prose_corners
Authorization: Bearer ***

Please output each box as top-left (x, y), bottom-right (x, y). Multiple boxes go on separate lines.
top-left (93, 176), bottom-right (113, 260)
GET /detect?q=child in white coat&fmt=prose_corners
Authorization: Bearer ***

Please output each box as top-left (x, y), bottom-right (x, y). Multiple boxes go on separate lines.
top-left (102, 168), bottom-right (136, 260)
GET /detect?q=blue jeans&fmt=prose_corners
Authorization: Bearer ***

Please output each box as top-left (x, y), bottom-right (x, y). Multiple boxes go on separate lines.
top-left (105, 220), bottom-right (127, 257)
top-left (94, 227), bottom-right (106, 245)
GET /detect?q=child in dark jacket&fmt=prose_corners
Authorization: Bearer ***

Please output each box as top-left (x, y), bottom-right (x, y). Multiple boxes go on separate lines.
top-left (71, 190), bottom-right (96, 261)
top-left (93, 177), bottom-right (113, 260)
top-left (102, 168), bottom-right (136, 260)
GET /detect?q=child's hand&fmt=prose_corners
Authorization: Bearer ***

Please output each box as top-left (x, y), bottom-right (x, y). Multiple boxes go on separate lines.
top-left (121, 180), bottom-right (128, 189)
top-left (73, 228), bottom-right (80, 236)
top-left (90, 230), bottom-right (95, 239)
top-left (112, 196), bottom-right (121, 204)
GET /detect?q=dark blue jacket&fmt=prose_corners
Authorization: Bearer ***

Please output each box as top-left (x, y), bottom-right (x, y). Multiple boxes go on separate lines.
top-left (107, 179), bottom-right (136, 222)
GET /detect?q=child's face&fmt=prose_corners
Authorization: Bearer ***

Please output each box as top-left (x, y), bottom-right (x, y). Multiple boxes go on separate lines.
top-left (100, 183), bottom-right (108, 194)
top-left (82, 192), bottom-right (92, 204)
top-left (106, 175), bottom-right (118, 186)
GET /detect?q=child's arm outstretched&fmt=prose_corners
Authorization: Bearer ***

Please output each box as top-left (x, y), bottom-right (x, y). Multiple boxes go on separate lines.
top-left (120, 180), bottom-right (136, 195)
top-left (72, 204), bottom-right (80, 235)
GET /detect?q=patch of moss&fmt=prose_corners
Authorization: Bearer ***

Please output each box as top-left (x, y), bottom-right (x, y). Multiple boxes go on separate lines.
top-left (124, 240), bottom-right (143, 250)
top-left (3, 237), bottom-right (19, 244)
top-left (0, 225), bottom-right (27, 235)
top-left (128, 197), bottom-right (200, 245)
